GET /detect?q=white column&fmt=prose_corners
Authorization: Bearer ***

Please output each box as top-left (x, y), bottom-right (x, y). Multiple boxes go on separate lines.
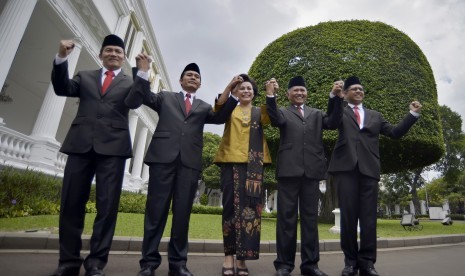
top-left (330, 208), bottom-right (341, 234)
top-left (0, 0), bottom-right (37, 88)
top-left (28, 41), bottom-right (82, 169)
top-left (124, 113), bottom-right (139, 174)
top-left (131, 126), bottom-right (148, 179)
top-left (31, 42), bottom-right (83, 141)
top-left (142, 164), bottom-right (149, 182)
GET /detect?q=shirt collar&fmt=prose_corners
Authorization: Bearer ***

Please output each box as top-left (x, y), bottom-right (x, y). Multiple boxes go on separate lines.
top-left (182, 90), bottom-right (196, 99)
top-left (347, 103), bottom-right (363, 109)
top-left (102, 67), bottom-right (122, 77)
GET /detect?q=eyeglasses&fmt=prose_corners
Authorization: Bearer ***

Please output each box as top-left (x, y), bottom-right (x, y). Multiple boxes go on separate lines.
top-left (348, 87), bottom-right (364, 92)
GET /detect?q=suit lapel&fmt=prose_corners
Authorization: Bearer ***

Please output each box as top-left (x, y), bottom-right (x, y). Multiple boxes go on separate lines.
top-left (345, 105), bottom-right (359, 127)
top-left (188, 98), bottom-right (201, 118)
top-left (177, 92), bottom-right (187, 115)
top-left (95, 69), bottom-right (103, 96)
top-left (287, 105), bottom-right (303, 120)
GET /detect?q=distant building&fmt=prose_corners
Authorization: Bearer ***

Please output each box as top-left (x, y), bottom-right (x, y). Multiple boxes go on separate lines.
top-left (0, 0), bottom-right (170, 192)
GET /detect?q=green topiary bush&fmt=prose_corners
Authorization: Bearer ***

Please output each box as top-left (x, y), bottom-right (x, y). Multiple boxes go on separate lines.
top-left (199, 194), bottom-right (209, 206)
top-left (249, 20), bottom-right (444, 173)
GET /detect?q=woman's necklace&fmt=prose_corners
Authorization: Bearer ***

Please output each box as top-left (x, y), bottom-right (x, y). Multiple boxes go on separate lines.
top-left (239, 105), bottom-right (252, 127)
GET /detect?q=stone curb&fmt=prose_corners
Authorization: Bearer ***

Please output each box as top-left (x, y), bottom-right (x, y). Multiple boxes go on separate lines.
top-left (1, 232), bottom-right (465, 253)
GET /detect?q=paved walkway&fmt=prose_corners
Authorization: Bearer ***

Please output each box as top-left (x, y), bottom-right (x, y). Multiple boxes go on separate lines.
top-left (1, 243), bottom-right (465, 275)
top-left (1, 232), bottom-right (465, 275)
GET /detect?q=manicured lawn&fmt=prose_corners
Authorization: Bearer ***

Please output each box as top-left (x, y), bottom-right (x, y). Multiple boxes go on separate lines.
top-left (0, 214), bottom-right (463, 240)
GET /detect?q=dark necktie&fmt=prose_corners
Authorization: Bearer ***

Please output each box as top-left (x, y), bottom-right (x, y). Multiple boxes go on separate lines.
top-left (102, 71), bottom-right (114, 95)
top-left (353, 105), bottom-right (361, 126)
top-left (297, 106), bottom-right (304, 117)
top-left (185, 93), bottom-right (192, 114)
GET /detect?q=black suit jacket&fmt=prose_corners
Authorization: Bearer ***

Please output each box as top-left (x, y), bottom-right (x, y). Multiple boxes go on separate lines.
top-left (266, 96), bottom-right (343, 179)
top-left (51, 61), bottom-right (133, 158)
top-left (328, 105), bottom-right (418, 180)
top-left (125, 77), bottom-right (238, 171)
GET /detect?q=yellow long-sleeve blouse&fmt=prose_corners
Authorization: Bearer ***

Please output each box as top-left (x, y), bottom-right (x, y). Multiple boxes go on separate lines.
top-left (214, 104), bottom-right (272, 164)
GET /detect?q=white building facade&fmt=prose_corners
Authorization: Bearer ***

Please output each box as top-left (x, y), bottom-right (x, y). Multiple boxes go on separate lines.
top-left (0, 0), bottom-right (170, 192)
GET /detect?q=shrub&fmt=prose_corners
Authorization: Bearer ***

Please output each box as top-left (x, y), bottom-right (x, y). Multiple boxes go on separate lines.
top-left (262, 210), bottom-right (277, 218)
top-left (199, 194), bottom-right (209, 206)
top-left (0, 167), bottom-right (61, 218)
top-left (119, 191), bottom-right (146, 213)
top-left (191, 204), bottom-right (222, 215)
top-left (86, 202), bottom-right (97, 213)
top-left (450, 214), bottom-right (465, 221)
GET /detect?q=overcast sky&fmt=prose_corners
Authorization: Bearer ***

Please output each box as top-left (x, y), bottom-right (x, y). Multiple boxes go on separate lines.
top-left (145, 0), bottom-right (465, 135)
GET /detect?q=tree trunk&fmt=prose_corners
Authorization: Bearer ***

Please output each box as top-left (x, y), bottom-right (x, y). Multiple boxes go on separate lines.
top-left (409, 168), bottom-right (423, 215)
top-left (319, 175), bottom-right (338, 223)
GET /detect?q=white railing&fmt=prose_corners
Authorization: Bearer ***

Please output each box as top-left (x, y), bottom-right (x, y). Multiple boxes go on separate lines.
top-left (0, 125), bottom-right (33, 162)
top-left (55, 152), bottom-right (67, 171)
top-left (0, 124), bottom-right (147, 193)
top-left (0, 124), bottom-right (66, 175)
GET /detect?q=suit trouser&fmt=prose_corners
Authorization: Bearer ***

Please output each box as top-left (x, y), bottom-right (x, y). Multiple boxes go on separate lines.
top-left (333, 169), bottom-right (378, 268)
top-left (59, 150), bottom-right (126, 269)
top-left (140, 157), bottom-right (200, 269)
top-left (274, 177), bottom-right (320, 273)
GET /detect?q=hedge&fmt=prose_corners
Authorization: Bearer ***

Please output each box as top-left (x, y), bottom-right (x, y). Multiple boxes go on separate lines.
top-left (0, 167), bottom-right (277, 218)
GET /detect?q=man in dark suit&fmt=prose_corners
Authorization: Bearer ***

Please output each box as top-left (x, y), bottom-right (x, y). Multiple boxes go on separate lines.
top-left (265, 77), bottom-right (344, 276)
top-left (126, 53), bottom-right (239, 276)
top-left (49, 35), bottom-right (134, 276)
top-left (328, 76), bottom-right (422, 276)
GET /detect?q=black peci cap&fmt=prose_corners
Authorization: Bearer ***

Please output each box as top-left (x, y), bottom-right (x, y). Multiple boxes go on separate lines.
top-left (180, 63), bottom-right (201, 79)
top-left (288, 76), bottom-right (306, 89)
top-left (101, 34), bottom-right (125, 51)
top-left (343, 76), bottom-right (362, 90)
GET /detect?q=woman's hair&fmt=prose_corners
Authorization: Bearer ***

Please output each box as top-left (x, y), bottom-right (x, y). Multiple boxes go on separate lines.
top-left (239, 73), bottom-right (258, 97)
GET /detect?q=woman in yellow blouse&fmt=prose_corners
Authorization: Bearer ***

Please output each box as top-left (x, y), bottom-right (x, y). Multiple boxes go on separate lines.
top-left (214, 74), bottom-right (274, 276)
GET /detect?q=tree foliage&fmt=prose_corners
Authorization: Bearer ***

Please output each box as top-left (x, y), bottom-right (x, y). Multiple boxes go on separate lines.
top-left (383, 105), bottom-right (465, 214)
top-left (418, 177), bottom-right (447, 207)
top-left (202, 132), bottom-right (222, 170)
top-left (202, 132), bottom-right (222, 191)
top-left (202, 164), bottom-right (221, 191)
top-left (381, 168), bottom-right (425, 214)
top-left (249, 20), bottom-right (444, 173)
top-left (434, 105), bottom-right (465, 184)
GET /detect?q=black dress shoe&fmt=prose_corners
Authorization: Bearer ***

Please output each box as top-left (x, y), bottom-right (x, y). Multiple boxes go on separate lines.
top-left (85, 267), bottom-right (105, 276)
top-left (359, 267), bottom-right (380, 276)
top-left (168, 265), bottom-right (193, 276)
top-left (276, 268), bottom-right (291, 276)
top-left (49, 266), bottom-right (80, 276)
top-left (302, 267), bottom-right (328, 276)
top-left (137, 266), bottom-right (156, 276)
top-left (341, 266), bottom-right (358, 276)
